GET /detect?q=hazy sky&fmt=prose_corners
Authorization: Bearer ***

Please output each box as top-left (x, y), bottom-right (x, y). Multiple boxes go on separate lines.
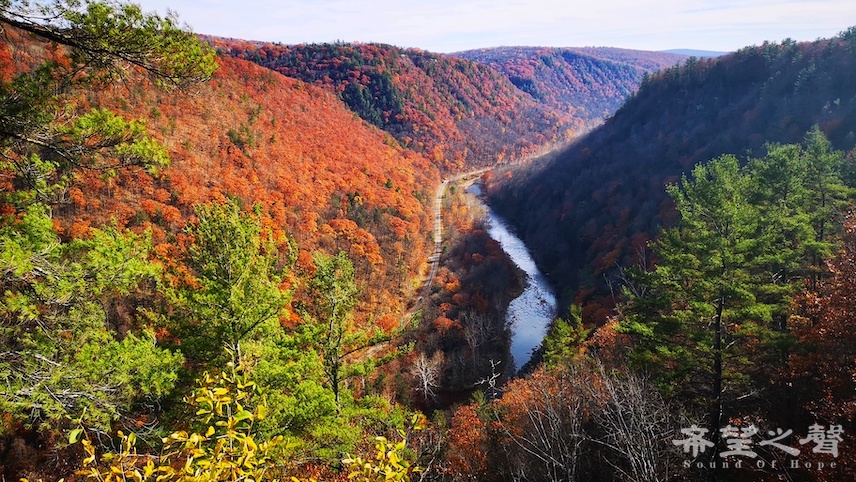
top-left (133, 0), bottom-right (855, 53)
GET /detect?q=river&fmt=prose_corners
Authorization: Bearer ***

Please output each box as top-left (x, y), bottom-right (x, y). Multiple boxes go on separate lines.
top-left (467, 184), bottom-right (558, 372)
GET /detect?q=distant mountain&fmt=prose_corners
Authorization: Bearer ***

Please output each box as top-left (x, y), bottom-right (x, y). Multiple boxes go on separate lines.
top-left (487, 34), bottom-right (856, 322)
top-left (210, 39), bottom-right (578, 172)
top-left (662, 48), bottom-right (727, 57)
top-left (453, 46), bottom-right (687, 126)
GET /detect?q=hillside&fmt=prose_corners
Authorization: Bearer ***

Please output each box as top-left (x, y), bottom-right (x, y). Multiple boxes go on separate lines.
top-left (209, 39), bottom-right (580, 171)
top-left (487, 32), bottom-right (856, 321)
top-left (454, 46), bottom-right (686, 125)
top-left (1, 25), bottom-right (438, 329)
top-left (0, 14), bottom-right (455, 475)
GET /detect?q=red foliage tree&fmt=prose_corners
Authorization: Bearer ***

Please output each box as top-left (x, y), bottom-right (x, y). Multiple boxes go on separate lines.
top-left (781, 215), bottom-right (856, 479)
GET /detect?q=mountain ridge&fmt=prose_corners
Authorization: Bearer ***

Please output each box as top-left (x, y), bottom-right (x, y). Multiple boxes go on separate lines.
top-left (487, 32), bottom-right (856, 322)
top-left (661, 48), bottom-right (727, 57)
top-left (453, 46), bottom-right (686, 126)
top-left (209, 38), bottom-right (580, 172)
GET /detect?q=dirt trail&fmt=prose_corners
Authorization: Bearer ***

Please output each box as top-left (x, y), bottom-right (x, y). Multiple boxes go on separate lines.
top-left (345, 168), bottom-right (489, 363)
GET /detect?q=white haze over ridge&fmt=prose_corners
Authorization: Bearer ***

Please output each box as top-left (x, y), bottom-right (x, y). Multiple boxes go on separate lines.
top-left (134, 0), bottom-right (854, 53)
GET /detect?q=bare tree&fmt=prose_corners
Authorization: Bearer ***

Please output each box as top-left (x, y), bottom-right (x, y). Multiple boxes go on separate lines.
top-left (482, 361), bottom-right (686, 482)
top-left (491, 367), bottom-right (593, 482)
top-left (588, 361), bottom-right (686, 482)
top-left (412, 351), bottom-right (444, 403)
top-left (462, 310), bottom-right (494, 362)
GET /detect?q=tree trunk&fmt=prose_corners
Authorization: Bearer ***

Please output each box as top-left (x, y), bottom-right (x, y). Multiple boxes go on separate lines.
top-left (709, 289), bottom-right (724, 482)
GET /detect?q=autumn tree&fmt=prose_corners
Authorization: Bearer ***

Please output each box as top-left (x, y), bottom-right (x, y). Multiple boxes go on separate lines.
top-left (444, 403), bottom-right (490, 480)
top-left (73, 357), bottom-right (426, 481)
top-left (444, 360), bottom-right (684, 481)
top-left (490, 367), bottom-right (594, 482)
top-left (73, 360), bottom-right (283, 482)
top-left (789, 215), bottom-right (856, 416)
top-left (781, 214), bottom-right (856, 479)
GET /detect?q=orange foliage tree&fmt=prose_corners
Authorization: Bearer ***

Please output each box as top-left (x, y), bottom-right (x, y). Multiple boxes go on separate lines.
top-left (780, 214), bottom-right (856, 479)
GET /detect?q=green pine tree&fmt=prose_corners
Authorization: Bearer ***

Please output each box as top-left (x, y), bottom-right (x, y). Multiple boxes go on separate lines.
top-left (620, 130), bottom-right (848, 458)
top-left (0, 206), bottom-right (183, 432)
top-left (162, 201), bottom-right (294, 364)
top-left (622, 155), bottom-right (786, 450)
top-left (303, 251), bottom-right (360, 405)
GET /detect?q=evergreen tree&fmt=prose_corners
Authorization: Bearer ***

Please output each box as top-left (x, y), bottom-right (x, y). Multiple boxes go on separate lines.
top-left (0, 0), bottom-right (215, 435)
top-left (0, 0), bottom-right (217, 211)
top-left (163, 201), bottom-right (294, 364)
top-left (304, 251), bottom-right (359, 405)
top-left (801, 126), bottom-right (849, 256)
top-left (0, 0), bottom-right (215, 84)
top-left (0, 206), bottom-right (183, 432)
top-left (620, 130), bottom-right (848, 463)
top-left (541, 304), bottom-right (591, 368)
top-left (622, 155), bottom-right (785, 453)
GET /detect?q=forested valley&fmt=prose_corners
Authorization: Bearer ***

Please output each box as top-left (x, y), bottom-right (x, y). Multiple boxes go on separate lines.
top-left (484, 30), bottom-right (856, 480)
top-left (490, 31), bottom-right (856, 324)
top-left (454, 46), bottom-right (685, 126)
top-left (1, 1), bottom-right (854, 481)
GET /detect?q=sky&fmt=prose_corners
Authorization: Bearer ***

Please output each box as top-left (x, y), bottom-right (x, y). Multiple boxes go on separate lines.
top-left (132, 0), bottom-right (855, 53)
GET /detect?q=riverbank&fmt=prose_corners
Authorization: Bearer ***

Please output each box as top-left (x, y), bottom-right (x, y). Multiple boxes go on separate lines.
top-left (466, 183), bottom-right (558, 372)
top-left (407, 175), bottom-right (525, 408)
